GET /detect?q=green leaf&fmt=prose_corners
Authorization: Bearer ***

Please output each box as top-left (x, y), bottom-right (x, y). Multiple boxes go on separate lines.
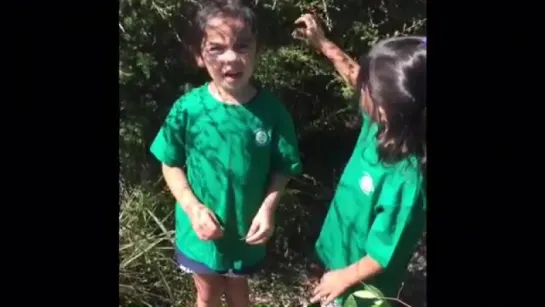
top-left (353, 290), bottom-right (379, 299)
top-left (352, 285), bottom-right (392, 307)
top-left (343, 294), bottom-right (358, 307)
top-left (372, 300), bottom-right (391, 307)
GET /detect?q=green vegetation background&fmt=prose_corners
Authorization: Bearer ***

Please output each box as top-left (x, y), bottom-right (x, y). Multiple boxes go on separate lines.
top-left (119, 0), bottom-right (426, 306)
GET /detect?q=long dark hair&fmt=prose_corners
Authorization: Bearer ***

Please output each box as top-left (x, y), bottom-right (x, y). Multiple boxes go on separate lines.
top-left (357, 36), bottom-right (426, 172)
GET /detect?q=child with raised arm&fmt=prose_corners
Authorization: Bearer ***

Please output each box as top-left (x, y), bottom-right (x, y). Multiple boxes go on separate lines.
top-left (150, 2), bottom-right (302, 306)
top-left (294, 14), bottom-right (426, 307)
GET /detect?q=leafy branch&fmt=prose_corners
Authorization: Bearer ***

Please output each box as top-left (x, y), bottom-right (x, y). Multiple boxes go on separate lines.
top-left (343, 282), bottom-right (413, 307)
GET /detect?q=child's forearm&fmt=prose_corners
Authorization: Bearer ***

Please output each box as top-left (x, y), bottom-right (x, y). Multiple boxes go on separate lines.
top-left (260, 173), bottom-right (290, 212)
top-left (161, 164), bottom-right (200, 213)
top-left (317, 39), bottom-right (360, 90)
top-left (344, 256), bottom-right (384, 286)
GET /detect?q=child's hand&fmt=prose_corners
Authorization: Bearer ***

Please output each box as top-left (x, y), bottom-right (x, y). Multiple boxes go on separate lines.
top-left (310, 269), bottom-right (353, 305)
top-left (245, 207), bottom-right (275, 245)
top-left (188, 203), bottom-right (224, 241)
top-left (292, 13), bottom-right (326, 49)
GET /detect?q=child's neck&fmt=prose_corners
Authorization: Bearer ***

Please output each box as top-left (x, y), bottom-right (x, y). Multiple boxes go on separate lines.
top-left (209, 82), bottom-right (256, 105)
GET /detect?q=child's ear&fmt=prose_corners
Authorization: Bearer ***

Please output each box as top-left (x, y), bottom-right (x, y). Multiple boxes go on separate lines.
top-left (195, 54), bottom-right (205, 68)
top-left (377, 106), bottom-right (388, 125)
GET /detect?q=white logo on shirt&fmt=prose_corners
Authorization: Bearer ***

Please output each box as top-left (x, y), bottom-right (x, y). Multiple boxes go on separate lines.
top-left (255, 129), bottom-right (269, 146)
top-left (359, 173), bottom-right (375, 195)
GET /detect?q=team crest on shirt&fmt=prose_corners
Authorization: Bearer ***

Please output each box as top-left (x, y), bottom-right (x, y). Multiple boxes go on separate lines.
top-left (254, 128), bottom-right (270, 146)
top-left (359, 172), bottom-right (375, 195)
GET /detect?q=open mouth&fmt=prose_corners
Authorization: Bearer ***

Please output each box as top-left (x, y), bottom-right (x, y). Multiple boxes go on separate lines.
top-left (224, 71), bottom-right (243, 80)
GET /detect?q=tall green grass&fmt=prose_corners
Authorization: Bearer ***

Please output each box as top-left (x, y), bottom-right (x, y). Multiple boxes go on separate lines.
top-left (119, 184), bottom-right (195, 306)
top-left (119, 182), bottom-right (425, 307)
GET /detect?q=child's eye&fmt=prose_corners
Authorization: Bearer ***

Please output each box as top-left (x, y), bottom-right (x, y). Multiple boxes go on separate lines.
top-left (234, 44), bottom-right (250, 52)
top-left (207, 46), bottom-right (223, 54)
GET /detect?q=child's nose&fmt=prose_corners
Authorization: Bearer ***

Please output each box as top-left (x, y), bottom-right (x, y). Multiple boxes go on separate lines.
top-left (221, 49), bottom-right (238, 62)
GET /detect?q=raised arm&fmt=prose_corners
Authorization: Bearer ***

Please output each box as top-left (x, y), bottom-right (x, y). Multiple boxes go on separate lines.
top-left (293, 14), bottom-right (360, 90)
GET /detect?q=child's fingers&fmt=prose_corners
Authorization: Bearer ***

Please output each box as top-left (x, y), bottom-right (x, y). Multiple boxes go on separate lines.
top-left (246, 235), bottom-right (265, 245)
top-left (195, 227), bottom-right (211, 241)
top-left (322, 295), bottom-right (335, 306)
top-left (309, 287), bottom-right (325, 304)
top-left (209, 227), bottom-right (223, 240)
top-left (296, 14), bottom-right (317, 30)
top-left (245, 230), bottom-right (262, 243)
top-left (247, 227), bottom-right (273, 244)
top-left (205, 211), bottom-right (224, 231)
top-left (245, 235), bottom-right (263, 244)
top-left (196, 213), bottom-right (222, 239)
top-left (245, 221), bottom-right (259, 238)
top-left (201, 216), bottom-right (216, 231)
top-left (292, 28), bottom-right (306, 40)
top-left (293, 14), bottom-right (310, 27)
top-left (196, 224), bottom-right (222, 240)
top-left (205, 209), bottom-right (222, 227)
top-left (310, 284), bottom-right (332, 305)
top-left (245, 226), bottom-right (264, 243)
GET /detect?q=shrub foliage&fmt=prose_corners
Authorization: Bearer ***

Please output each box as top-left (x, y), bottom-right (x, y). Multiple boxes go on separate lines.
top-left (119, 0), bottom-right (426, 306)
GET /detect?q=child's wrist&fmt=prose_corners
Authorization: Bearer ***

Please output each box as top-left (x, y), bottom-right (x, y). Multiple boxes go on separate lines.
top-left (345, 256), bottom-right (383, 287)
top-left (342, 265), bottom-right (362, 287)
top-left (180, 199), bottom-right (203, 214)
top-left (259, 201), bottom-right (278, 213)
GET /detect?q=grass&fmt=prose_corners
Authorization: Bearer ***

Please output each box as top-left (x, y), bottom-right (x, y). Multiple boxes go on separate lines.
top-left (120, 185), bottom-right (193, 306)
top-left (119, 181), bottom-right (426, 307)
top-left (119, 183), bottom-right (313, 306)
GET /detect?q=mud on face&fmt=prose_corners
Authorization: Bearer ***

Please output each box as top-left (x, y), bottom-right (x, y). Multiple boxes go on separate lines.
top-left (197, 14), bottom-right (257, 93)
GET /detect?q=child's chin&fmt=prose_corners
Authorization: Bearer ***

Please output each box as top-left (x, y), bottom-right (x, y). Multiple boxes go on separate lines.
top-left (221, 79), bottom-right (249, 91)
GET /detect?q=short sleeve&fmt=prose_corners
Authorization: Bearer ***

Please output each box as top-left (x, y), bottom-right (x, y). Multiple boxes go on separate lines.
top-left (271, 107), bottom-right (303, 176)
top-left (364, 173), bottom-right (425, 269)
top-left (149, 97), bottom-right (188, 167)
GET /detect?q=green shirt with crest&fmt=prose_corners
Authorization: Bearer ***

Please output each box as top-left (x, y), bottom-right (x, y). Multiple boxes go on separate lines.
top-left (315, 112), bottom-right (426, 306)
top-left (150, 83), bottom-right (302, 271)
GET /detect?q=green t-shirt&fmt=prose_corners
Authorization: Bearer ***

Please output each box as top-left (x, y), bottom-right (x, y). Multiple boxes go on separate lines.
top-left (315, 113), bottom-right (426, 305)
top-left (150, 83), bottom-right (302, 271)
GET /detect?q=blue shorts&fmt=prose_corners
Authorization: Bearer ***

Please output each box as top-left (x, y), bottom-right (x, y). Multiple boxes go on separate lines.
top-left (175, 247), bottom-right (264, 278)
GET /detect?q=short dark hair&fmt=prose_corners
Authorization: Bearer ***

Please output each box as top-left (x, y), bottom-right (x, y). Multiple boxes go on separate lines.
top-left (357, 36), bottom-right (426, 170)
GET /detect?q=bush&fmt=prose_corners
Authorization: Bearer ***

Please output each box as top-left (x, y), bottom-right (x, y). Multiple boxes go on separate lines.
top-left (119, 0), bottom-right (426, 306)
